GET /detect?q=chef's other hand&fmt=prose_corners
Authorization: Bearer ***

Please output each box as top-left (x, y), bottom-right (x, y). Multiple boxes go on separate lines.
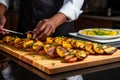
top-left (33, 12), bottom-right (67, 41)
top-left (0, 13), bottom-right (8, 35)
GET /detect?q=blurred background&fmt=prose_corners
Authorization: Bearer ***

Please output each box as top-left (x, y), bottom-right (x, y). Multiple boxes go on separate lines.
top-left (5, 0), bottom-right (120, 32)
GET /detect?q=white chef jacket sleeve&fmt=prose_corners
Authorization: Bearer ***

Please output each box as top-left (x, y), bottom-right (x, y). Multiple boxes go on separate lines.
top-left (0, 0), bottom-right (9, 9)
top-left (59, 0), bottom-right (84, 22)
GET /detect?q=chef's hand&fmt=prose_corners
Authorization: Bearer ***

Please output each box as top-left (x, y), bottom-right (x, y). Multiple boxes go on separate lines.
top-left (0, 13), bottom-right (8, 34)
top-left (0, 4), bottom-right (8, 35)
top-left (33, 12), bottom-right (67, 40)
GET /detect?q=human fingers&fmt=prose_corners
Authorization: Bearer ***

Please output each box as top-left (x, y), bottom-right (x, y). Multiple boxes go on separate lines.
top-left (33, 21), bottom-right (47, 39)
top-left (0, 15), bottom-right (6, 29)
top-left (36, 24), bottom-right (53, 40)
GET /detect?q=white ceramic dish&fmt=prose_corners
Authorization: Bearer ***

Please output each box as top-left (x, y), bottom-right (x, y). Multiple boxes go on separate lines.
top-left (69, 32), bottom-right (120, 43)
top-left (78, 28), bottom-right (120, 40)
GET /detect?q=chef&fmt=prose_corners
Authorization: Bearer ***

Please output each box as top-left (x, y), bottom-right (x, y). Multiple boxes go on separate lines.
top-left (0, 0), bottom-right (84, 80)
top-left (0, 0), bottom-right (84, 40)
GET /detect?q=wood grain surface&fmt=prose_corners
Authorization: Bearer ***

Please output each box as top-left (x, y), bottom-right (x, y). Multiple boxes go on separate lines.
top-left (0, 44), bottom-right (120, 74)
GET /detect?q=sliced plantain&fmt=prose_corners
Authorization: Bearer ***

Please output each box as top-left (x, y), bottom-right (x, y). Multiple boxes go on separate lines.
top-left (93, 43), bottom-right (104, 54)
top-left (65, 56), bottom-right (78, 63)
top-left (71, 39), bottom-right (77, 48)
top-left (44, 44), bottom-right (57, 58)
top-left (56, 46), bottom-right (68, 57)
top-left (3, 36), bottom-right (15, 43)
top-left (102, 45), bottom-right (117, 54)
top-left (54, 37), bottom-right (65, 45)
top-left (14, 37), bottom-right (21, 44)
top-left (46, 37), bottom-right (54, 44)
top-left (27, 31), bottom-right (33, 40)
top-left (74, 50), bottom-right (88, 60)
top-left (75, 40), bottom-right (85, 49)
top-left (85, 41), bottom-right (95, 54)
top-left (64, 55), bottom-right (77, 63)
top-left (32, 40), bottom-right (44, 51)
top-left (62, 41), bottom-right (73, 49)
top-left (14, 39), bottom-right (25, 49)
top-left (23, 40), bottom-right (34, 48)
top-left (36, 49), bottom-right (46, 55)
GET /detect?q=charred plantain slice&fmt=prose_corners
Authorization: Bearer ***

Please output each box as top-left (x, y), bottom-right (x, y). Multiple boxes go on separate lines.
top-left (93, 43), bottom-right (104, 54)
top-left (56, 46), bottom-right (68, 57)
top-left (44, 44), bottom-right (51, 52)
top-left (7, 37), bottom-right (21, 46)
top-left (75, 40), bottom-right (85, 49)
top-left (46, 37), bottom-right (54, 44)
top-left (74, 50), bottom-right (88, 60)
top-left (15, 39), bottom-right (25, 49)
top-left (3, 36), bottom-right (15, 43)
top-left (44, 44), bottom-right (57, 58)
top-left (102, 45), bottom-right (117, 54)
top-left (32, 40), bottom-right (44, 51)
top-left (85, 41), bottom-right (95, 54)
top-left (62, 41), bottom-right (73, 49)
top-left (26, 31), bottom-right (34, 40)
top-left (56, 47), bottom-right (78, 62)
top-left (65, 56), bottom-right (78, 63)
top-left (54, 36), bottom-right (65, 45)
top-left (64, 37), bottom-right (73, 42)
top-left (71, 39), bottom-right (77, 48)
top-left (23, 40), bottom-right (34, 48)
top-left (64, 55), bottom-right (75, 62)
top-left (14, 37), bottom-right (21, 44)
top-left (36, 49), bottom-right (46, 55)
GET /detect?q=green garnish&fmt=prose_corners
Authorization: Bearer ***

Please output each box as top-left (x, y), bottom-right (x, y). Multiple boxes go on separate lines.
top-left (51, 62), bottom-right (55, 66)
top-left (69, 51), bottom-right (74, 55)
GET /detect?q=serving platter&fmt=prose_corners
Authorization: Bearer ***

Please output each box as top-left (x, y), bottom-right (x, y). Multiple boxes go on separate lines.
top-left (78, 28), bottom-right (120, 40)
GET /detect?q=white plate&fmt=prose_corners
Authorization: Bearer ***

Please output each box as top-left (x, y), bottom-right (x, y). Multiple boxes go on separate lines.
top-left (78, 28), bottom-right (120, 39)
top-left (69, 32), bottom-right (120, 43)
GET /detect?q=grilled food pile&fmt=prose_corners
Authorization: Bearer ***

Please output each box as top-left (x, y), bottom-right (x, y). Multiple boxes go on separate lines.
top-left (0, 33), bottom-right (117, 63)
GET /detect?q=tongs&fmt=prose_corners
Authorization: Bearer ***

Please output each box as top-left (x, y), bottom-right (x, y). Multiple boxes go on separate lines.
top-left (3, 28), bottom-right (33, 35)
top-left (3, 28), bottom-right (24, 35)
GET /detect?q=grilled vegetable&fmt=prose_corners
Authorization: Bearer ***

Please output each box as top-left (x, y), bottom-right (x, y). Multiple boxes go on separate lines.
top-left (3, 36), bottom-right (15, 43)
top-left (62, 41), bottom-right (73, 49)
top-left (93, 43), bottom-right (104, 54)
top-left (36, 49), bottom-right (46, 55)
top-left (56, 46), bottom-right (69, 57)
top-left (75, 40), bottom-right (85, 49)
top-left (14, 37), bottom-right (21, 44)
top-left (44, 44), bottom-right (58, 58)
top-left (85, 41), bottom-right (95, 54)
top-left (54, 37), bottom-right (65, 45)
top-left (27, 31), bottom-right (33, 40)
top-left (23, 40), bottom-right (34, 48)
top-left (15, 39), bottom-right (26, 49)
top-left (32, 40), bottom-right (44, 51)
top-left (56, 47), bottom-right (78, 62)
top-left (46, 37), bottom-right (54, 44)
top-left (64, 55), bottom-right (77, 63)
top-left (103, 45), bottom-right (117, 54)
top-left (66, 57), bottom-right (78, 63)
top-left (74, 50), bottom-right (88, 60)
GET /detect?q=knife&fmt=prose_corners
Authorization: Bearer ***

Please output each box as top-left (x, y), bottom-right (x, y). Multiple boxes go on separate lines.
top-left (3, 28), bottom-right (24, 35)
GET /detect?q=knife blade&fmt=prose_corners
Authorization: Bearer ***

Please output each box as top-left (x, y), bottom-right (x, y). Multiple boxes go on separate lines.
top-left (3, 28), bottom-right (24, 35)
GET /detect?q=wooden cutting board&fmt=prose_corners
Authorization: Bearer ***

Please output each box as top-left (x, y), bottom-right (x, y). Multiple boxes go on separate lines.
top-left (0, 44), bottom-right (120, 74)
